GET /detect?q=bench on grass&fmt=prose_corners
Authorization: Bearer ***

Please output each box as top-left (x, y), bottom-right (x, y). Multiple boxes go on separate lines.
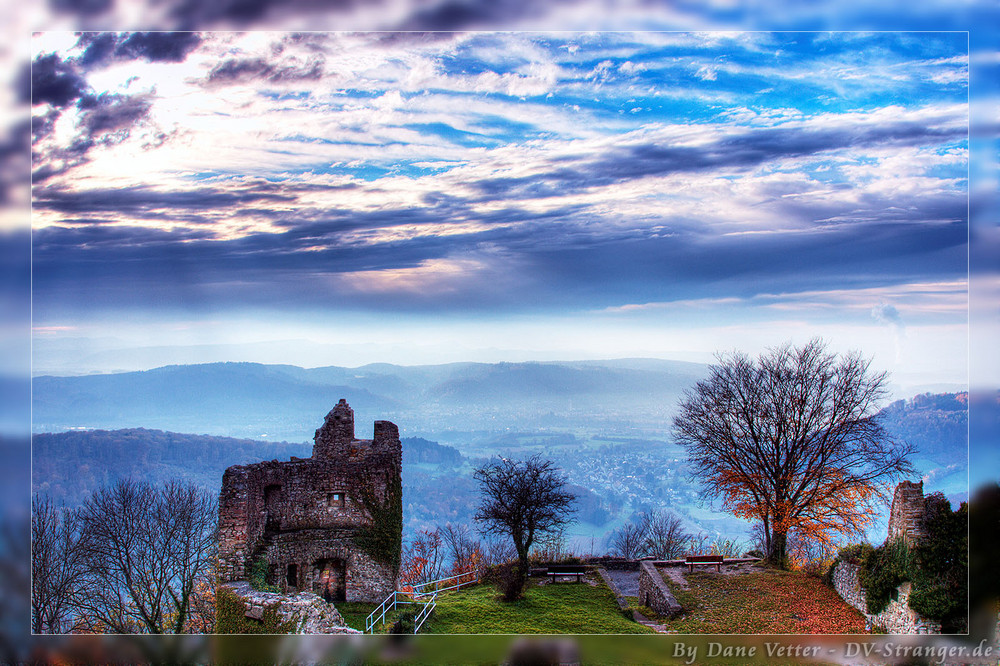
top-left (685, 555), bottom-right (723, 573)
top-left (545, 565), bottom-right (587, 583)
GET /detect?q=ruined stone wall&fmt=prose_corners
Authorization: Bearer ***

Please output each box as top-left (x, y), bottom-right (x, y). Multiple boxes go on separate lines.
top-left (261, 529), bottom-right (396, 602)
top-left (217, 399), bottom-right (402, 602)
top-left (832, 561), bottom-right (941, 634)
top-left (888, 480), bottom-right (925, 545)
top-left (218, 581), bottom-right (361, 634)
top-left (637, 561), bottom-right (682, 618)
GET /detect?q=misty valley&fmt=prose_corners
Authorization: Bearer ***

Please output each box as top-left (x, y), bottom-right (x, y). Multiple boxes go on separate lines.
top-left (31, 360), bottom-right (969, 551)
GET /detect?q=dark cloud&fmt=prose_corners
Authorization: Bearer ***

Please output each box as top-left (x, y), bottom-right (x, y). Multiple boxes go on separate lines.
top-left (29, 54), bottom-right (89, 107)
top-left (471, 119), bottom-right (968, 201)
top-left (76, 92), bottom-right (152, 134)
top-left (205, 55), bottom-right (325, 86)
top-left (49, 0), bottom-right (113, 16)
top-left (399, 0), bottom-right (557, 30)
top-left (33, 183), bottom-right (298, 216)
top-left (76, 33), bottom-right (118, 67)
top-left (164, 0), bottom-right (356, 30)
top-left (76, 31), bottom-right (202, 68)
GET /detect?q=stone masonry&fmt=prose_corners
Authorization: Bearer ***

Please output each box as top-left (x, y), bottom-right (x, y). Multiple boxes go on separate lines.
top-left (637, 561), bottom-right (682, 618)
top-left (218, 399), bottom-right (402, 604)
top-left (832, 562), bottom-right (941, 634)
top-left (887, 480), bottom-right (925, 545)
top-left (831, 480), bottom-right (943, 634)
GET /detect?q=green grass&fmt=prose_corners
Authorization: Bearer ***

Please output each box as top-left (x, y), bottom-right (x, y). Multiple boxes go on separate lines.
top-left (335, 601), bottom-right (379, 632)
top-left (418, 577), bottom-right (653, 634)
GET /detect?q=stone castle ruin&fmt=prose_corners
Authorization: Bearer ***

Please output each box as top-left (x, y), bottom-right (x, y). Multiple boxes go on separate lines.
top-left (887, 479), bottom-right (925, 545)
top-left (218, 399), bottom-right (402, 603)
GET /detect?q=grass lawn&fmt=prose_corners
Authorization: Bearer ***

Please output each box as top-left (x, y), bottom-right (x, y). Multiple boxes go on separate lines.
top-left (419, 577), bottom-right (653, 634)
top-left (335, 601), bottom-right (380, 632)
top-left (654, 565), bottom-right (867, 634)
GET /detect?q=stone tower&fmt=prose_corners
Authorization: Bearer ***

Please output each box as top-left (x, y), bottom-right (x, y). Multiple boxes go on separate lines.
top-left (217, 399), bottom-right (402, 603)
top-left (887, 480), bottom-right (925, 545)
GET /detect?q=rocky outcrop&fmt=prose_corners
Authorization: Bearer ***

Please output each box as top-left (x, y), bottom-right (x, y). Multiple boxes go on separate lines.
top-left (219, 581), bottom-right (361, 634)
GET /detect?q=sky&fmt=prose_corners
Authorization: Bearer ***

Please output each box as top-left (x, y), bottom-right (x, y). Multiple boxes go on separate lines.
top-left (28, 31), bottom-right (970, 391)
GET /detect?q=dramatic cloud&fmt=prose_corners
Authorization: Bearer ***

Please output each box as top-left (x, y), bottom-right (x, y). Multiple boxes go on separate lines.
top-left (30, 54), bottom-right (88, 107)
top-left (204, 55), bottom-right (326, 86)
top-left (26, 31), bottom-right (970, 378)
top-left (76, 32), bottom-right (203, 67)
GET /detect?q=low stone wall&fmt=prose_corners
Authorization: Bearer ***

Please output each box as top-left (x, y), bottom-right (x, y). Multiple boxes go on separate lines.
top-left (586, 557), bottom-right (639, 571)
top-left (595, 568), bottom-right (630, 611)
top-left (637, 561), bottom-right (682, 618)
top-left (831, 562), bottom-right (941, 634)
top-left (219, 581), bottom-right (362, 634)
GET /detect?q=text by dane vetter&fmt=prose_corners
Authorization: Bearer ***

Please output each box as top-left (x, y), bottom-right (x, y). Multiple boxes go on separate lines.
top-left (671, 639), bottom-right (994, 665)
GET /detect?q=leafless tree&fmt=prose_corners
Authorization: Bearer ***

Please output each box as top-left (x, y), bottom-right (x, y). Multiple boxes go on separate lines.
top-left (74, 479), bottom-right (217, 634)
top-left (473, 455), bottom-right (577, 581)
top-left (607, 519), bottom-right (649, 559)
top-left (440, 523), bottom-right (480, 573)
top-left (31, 494), bottom-right (83, 634)
top-left (672, 338), bottom-right (914, 567)
top-left (640, 510), bottom-right (690, 560)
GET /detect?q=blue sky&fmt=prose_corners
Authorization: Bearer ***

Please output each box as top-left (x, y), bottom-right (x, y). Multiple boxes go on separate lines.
top-left (29, 31), bottom-right (969, 389)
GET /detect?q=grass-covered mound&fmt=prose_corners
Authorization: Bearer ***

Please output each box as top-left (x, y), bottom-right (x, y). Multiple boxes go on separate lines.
top-left (418, 578), bottom-right (652, 634)
top-left (656, 566), bottom-right (867, 634)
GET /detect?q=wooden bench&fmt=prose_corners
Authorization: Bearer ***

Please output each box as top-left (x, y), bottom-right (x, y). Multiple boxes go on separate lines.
top-left (545, 565), bottom-right (587, 583)
top-left (685, 555), bottom-right (723, 573)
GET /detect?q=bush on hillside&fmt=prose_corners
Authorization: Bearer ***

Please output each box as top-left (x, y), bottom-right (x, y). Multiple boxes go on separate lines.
top-left (859, 538), bottom-right (914, 614)
top-left (909, 494), bottom-right (968, 632)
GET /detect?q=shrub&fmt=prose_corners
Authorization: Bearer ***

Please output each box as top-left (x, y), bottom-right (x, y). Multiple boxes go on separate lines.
top-left (493, 561), bottom-right (526, 602)
top-left (859, 539), bottom-right (914, 615)
top-left (389, 610), bottom-right (416, 634)
top-left (215, 587), bottom-right (297, 634)
top-left (249, 557), bottom-right (280, 593)
top-left (824, 543), bottom-right (873, 586)
top-left (908, 494), bottom-right (968, 631)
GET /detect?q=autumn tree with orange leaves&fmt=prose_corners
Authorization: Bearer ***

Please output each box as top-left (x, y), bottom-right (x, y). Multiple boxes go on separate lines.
top-left (672, 339), bottom-right (914, 568)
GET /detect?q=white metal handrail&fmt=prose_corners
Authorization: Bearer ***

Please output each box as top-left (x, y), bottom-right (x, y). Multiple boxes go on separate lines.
top-left (410, 569), bottom-right (479, 598)
top-left (365, 569), bottom-right (479, 634)
top-left (412, 592), bottom-right (437, 633)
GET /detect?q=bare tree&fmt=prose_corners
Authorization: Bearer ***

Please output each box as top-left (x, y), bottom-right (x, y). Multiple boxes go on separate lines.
top-left (640, 511), bottom-right (690, 560)
top-left (473, 455), bottom-right (577, 582)
top-left (74, 479), bottom-right (217, 634)
top-left (672, 338), bottom-right (914, 567)
top-left (607, 519), bottom-right (649, 559)
top-left (31, 495), bottom-right (83, 634)
top-left (440, 523), bottom-right (480, 573)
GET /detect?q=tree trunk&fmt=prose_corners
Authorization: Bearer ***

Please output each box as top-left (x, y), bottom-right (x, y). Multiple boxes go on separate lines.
top-left (767, 530), bottom-right (788, 568)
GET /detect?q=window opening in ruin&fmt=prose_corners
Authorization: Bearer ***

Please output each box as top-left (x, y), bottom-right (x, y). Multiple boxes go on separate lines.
top-left (286, 563), bottom-right (298, 588)
top-left (328, 492), bottom-right (344, 508)
top-left (264, 484), bottom-right (282, 531)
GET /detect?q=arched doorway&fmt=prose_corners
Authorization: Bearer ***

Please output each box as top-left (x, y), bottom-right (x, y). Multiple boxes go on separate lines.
top-left (312, 558), bottom-right (347, 602)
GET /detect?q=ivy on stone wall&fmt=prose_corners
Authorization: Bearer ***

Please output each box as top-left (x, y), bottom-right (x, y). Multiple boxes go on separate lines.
top-left (858, 538), bottom-right (914, 614)
top-left (215, 587), bottom-right (297, 634)
top-left (829, 493), bottom-right (968, 631)
top-left (908, 494), bottom-right (968, 632)
top-left (350, 470), bottom-right (402, 576)
top-left (249, 556), bottom-right (280, 593)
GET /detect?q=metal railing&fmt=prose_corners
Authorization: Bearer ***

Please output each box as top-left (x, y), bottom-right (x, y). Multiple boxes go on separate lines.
top-left (410, 569), bottom-right (479, 598)
top-left (364, 569), bottom-right (479, 634)
top-left (412, 593), bottom-right (437, 633)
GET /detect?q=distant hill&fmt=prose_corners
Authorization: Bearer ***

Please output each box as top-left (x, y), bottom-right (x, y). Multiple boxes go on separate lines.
top-left (32, 428), bottom-right (311, 508)
top-left (878, 392), bottom-right (968, 502)
top-left (32, 359), bottom-right (708, 439)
